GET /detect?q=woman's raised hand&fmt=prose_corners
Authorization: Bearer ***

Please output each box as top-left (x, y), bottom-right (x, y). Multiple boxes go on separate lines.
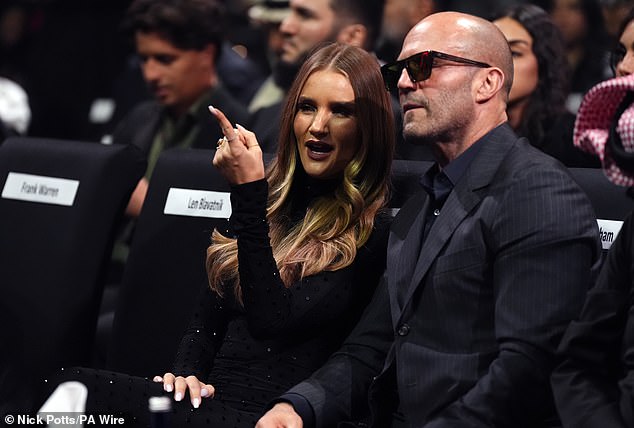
top-left (153, 373), bottom-right (215, 409)
top-left (209, 105), bottom-right (265, 185)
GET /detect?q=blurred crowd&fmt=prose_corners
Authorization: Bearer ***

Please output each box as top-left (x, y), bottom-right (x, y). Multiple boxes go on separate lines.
top-left (0, 0), bottom-right (630, 149)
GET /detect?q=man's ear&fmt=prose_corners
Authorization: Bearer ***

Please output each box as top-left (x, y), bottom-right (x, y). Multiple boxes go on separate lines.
top-left (474, 67), bottom-right (505, 103)
top-left (336, 24), bottom-right (367, 48)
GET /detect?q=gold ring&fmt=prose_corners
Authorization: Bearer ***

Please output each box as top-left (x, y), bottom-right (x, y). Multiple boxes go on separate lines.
top-left (217, 136), bottom-right (228, 149)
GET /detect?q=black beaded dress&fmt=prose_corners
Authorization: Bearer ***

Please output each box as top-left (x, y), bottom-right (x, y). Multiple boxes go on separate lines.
top-left (39, 176), bottom-right (391, 427)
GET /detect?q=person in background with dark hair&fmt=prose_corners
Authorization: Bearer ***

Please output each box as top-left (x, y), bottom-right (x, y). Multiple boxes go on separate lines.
top-left (112, 0), bottom-right (248, 218)
top-left (611, 6), bottom-right (634, 77)
top-left (491, 4), bottom-right (600, 167)
top-left (536, 0), bottom-right (613, 113)
top-left (37, 42), bottom-right (395, 428)
top-left (249, 0), bottom-right (385, 152)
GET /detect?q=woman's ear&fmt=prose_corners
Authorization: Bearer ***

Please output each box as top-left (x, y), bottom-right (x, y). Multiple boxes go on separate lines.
top-left (474, 67), bottom-right (505, 103)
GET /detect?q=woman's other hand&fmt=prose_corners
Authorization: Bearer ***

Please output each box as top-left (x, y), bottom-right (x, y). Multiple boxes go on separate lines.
top-left (153, 373), bottom-right (215, 409)
top-left (209, 105), bottom-right (265, 185)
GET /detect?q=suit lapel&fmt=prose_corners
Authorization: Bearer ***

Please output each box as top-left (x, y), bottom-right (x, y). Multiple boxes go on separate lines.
top-left (394, 124), bottom-right (518, 324)
top-left (387, 191), bottom-right (429, 324)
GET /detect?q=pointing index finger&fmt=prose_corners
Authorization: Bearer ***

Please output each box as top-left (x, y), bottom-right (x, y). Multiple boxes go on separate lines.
top-left (208, 105), bottom-right (238, 142)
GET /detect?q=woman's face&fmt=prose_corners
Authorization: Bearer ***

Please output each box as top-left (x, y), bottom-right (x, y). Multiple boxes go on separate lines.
top-left (494, 17), bottom-right (539, 105)
top-left (550, 0), bottom-right (587, 46)
top-left (616, 20), bottom-right (634, 77)
top-left (293, 69), bottom-right (360, 180)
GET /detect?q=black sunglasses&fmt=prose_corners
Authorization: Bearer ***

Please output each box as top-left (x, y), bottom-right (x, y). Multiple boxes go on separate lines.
top-left (380, 50), bottom-right (491, 92)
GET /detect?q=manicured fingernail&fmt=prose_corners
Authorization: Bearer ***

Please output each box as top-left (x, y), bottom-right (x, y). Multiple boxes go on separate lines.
top-left (153, 376), bottom-right (162, 382)
top-left (201, 388), bottom-right (209, 397)
top-left (208, 105), bottom-right (216, 114)
top-left (174, 392), bottom-right (183, 402)
top-left (192, 398), bottom-right (200, 409)
top-left (236, 123), bottom-right (246, 132)
top-left (164, 383), bottom-right (172, 392)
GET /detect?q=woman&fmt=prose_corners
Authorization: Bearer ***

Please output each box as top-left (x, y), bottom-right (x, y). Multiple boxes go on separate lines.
top-left (39, 42), bottom-right (395, 427)
top-left (551, 10), bottom-right (634, 427)
top-left (491, 4), bottom-right (600, 167)
top-left (537, 0), bottom-right (613, 112)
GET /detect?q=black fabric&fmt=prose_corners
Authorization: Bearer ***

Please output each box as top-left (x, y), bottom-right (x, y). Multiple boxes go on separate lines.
top-left (388, 159), bottom-right (433, 211)
top-left (608, 92), bottom-right (634, 171)
top-left (0, 137), bottom-right (145, 412)
top-left (552, 211), bottom-right (634, 428)
top-left (567, 168), bottom-right (634, 221)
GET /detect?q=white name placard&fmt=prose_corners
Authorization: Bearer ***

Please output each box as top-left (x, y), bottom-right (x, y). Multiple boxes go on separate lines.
top-left (597, 219), bottom-right (623, 251)
top-left (164, 187), bottom-right (231, 219)
top-left (2, 172), bottom-right (79, 206)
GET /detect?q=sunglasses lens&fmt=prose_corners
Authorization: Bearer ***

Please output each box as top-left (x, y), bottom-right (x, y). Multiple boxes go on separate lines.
top-left (381, 63), bottom-right (402, 92)
top-left (409, 52), bottom-right (430, 82)
top-left (380, 52), bottom-right (431, 92)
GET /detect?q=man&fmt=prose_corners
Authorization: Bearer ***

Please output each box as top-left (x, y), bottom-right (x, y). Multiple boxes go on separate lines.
top-left (112, 0), bottom-right (249, 216)
top-left (257, 11), bottom-right (601, 427)
top-left (249, 0), bottom-right (384, 152)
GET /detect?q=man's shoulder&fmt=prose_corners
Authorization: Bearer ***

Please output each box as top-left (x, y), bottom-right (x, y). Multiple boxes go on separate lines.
top-left (110, 100), bottom-right (161, 147)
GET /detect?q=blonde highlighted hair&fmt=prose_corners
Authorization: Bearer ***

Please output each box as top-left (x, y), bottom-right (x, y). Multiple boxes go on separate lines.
top-left (207, 43), bottom-right (395, 303)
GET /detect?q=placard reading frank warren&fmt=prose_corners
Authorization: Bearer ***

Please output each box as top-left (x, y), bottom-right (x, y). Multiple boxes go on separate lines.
top-left (2, 172), bottom-right (79, 206)
top-left (164, 187), bottom-right (231, 219)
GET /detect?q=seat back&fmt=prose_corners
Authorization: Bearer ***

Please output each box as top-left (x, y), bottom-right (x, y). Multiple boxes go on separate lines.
top-left (107, 148), bottom-right (237, 376)
top-left (0, 137), bottom-right (144, 400)
top-left (568, 167), bottom-right (634, 253)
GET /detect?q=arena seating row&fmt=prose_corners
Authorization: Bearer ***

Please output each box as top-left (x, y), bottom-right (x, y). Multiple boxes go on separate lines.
top-left (0, 137), bottom-right (631, 407)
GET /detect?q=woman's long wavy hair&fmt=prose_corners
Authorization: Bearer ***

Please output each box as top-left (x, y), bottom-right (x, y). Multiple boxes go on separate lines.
top-left (206, 42), bottom-right (395, 303)
top-left (492, 4), bottom-right (570, 146)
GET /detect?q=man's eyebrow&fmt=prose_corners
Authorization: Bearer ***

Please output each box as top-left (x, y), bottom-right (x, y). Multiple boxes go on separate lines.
top-left (295, 5), bottom-right (316, 19)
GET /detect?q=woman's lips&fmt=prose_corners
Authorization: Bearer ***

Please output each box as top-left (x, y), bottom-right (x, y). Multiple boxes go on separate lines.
top-left (306, 141), bottom-right (333, 160)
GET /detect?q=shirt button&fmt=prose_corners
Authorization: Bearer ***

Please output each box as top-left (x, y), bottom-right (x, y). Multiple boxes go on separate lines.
top-left (433, 209), bottom-right (440, 216)
top-left (396, 323), bottom-right (410, 336)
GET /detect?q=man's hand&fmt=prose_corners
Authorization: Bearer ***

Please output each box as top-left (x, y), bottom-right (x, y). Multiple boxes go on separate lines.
top-left (256, 402), bottom-right (304, 428)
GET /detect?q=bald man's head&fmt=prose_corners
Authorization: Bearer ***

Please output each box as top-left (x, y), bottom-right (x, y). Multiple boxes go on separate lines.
top-left (405, 12), bottom-right (514, 97)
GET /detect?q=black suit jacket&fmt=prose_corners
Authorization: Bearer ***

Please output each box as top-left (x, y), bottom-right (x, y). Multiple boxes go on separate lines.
top-left (288, 124), bottom-right (601, 427)
top-left (111, 83), bottom-right (249, 157)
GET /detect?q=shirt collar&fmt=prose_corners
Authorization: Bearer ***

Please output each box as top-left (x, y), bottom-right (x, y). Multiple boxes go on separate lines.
top-left (420, 133), bottom-right (488, 199)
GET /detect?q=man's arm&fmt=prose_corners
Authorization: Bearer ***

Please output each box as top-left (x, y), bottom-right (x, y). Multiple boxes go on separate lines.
top-left (258, 278), bottom-right (394, 428)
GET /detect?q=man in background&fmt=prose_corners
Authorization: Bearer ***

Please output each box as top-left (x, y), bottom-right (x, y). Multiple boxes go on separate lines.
top-left (112, 0), bottom-right (248, 217)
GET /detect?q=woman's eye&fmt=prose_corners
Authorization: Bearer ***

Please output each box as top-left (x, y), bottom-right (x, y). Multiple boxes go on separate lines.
top-left (333, 106), bottom-right (354, 117)
top-left (297, 102), bottom-right (315, 112)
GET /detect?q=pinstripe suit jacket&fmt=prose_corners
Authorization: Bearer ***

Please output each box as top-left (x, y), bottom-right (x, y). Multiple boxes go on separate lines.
top-left (288, 123), bottom-right (602, 427)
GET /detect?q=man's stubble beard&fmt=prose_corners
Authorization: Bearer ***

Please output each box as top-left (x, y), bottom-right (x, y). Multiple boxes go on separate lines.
top-left (272, 57), bottom-right (303, 91)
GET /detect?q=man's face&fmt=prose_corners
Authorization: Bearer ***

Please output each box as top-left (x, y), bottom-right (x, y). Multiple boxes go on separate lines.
top-left (278, 0), bottom-right (338, 65)
top-left (135, 31), bottom-right (213, 117)
top-left (396, 21), bottom-right (477, 146)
